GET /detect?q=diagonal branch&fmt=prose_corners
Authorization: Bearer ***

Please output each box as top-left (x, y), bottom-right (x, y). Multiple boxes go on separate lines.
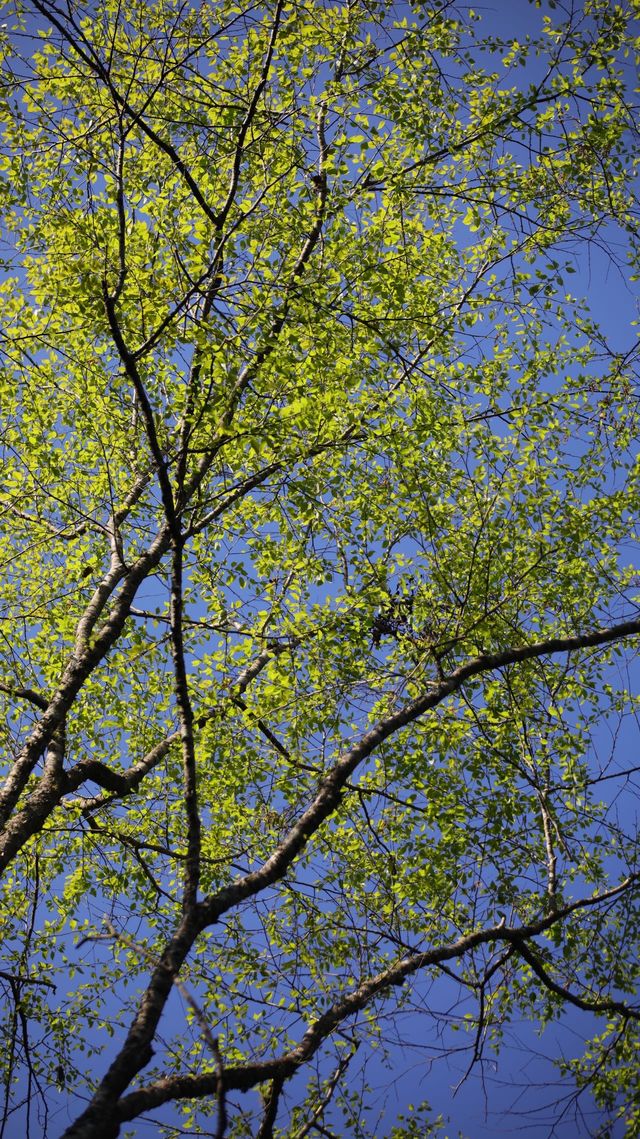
top-left (513, 938), bottom-right (639, 1019)
top-left (109, 878), bottom-right (640, 1128)
top-left (30, 0), bottom-right (221, 228)
top-left (58, 620), bottom-right (640, 1137)
top-left (196, 616), bottom-right (640, 926)
top-left (0, 524), bottom-right (171, 863)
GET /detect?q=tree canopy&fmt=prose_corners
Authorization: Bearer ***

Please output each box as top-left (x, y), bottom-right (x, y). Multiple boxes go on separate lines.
top-left (1, 1), bottom-right (639, 1136)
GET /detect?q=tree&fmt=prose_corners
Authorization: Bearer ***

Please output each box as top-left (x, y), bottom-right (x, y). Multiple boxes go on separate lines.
top-left (0, 0), bottom-right (639, 1135)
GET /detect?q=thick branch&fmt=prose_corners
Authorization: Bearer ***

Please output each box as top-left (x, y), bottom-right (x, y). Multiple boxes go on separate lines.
top-left (514, 939), bottom-right (640, 1019)
top-left (60, 621), bottom-right (640, 1137)
top-left (108, 879), bottom-right (640, 1129)
top-left (169, 537), bottom-right (201, 911)
top-left (0, 525), bottom-right (171, 864)
top-left (196, 617), bottom-right (640, 926)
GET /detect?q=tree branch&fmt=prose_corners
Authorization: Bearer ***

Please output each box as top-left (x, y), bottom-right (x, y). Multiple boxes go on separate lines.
top-left (196, 617), bottom-right (640, 926)
top-left (109, 880), bottom-right (640, 1126)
